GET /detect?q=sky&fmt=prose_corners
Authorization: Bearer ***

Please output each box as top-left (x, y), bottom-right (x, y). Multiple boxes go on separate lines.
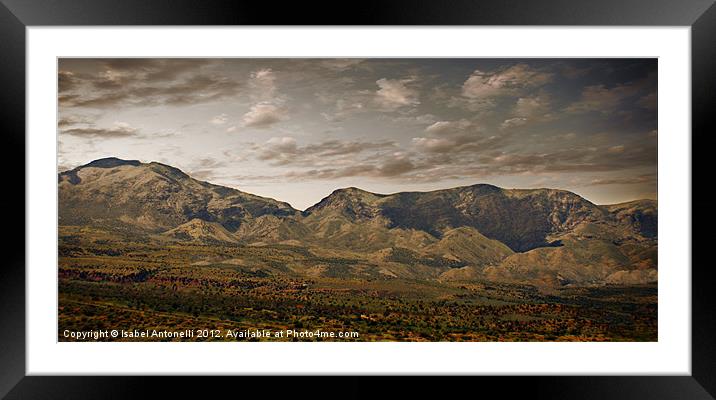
top-left (58, 58), bottom-right (657, 210)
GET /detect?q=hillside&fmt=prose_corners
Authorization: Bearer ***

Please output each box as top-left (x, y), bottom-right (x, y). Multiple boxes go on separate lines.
top-left (59, 157), bottom-right (297, 232)
top-left (59, 158), bottom-right (658, 287)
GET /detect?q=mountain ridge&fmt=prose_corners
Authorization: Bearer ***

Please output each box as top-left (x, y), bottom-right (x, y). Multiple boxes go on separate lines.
top-left (60, 158), bottom-right (654, 211)
top-left (58, 158), bottom-right (657, 287)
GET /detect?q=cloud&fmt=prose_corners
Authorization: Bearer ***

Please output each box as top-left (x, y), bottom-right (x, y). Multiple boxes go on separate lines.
top-left (320, 97), bottom-right (370, 122)
top-left (71, 59), bottom-right (216, 90)
top-left (314, 74), bottom-right (421, 120)
top-left (424, 119), bottom-right (472, 136)
top-left (500, 117), bottom-right (528, 130)
top-left (61, 74), bottom-right (241, 108)
top-left (588, 174), bottom-right (656, 186)
top-left (61, 121), bottom-right (139, 138)
top-left (261, 136), bottom-right (298, 156)
top-left (412, 119), bottom-right (505, 155)
top-left (249, 68), bottom-right (277, 100)
top-left (210, 114), bottom-right (229, 125)
top-left (376, 154), bottom-right (417, 177)
top-left (564, 75), bottom-right (655, 114)
top-left (513, 95), bottom-right (550, 118)
top-left (319, 59), bottom-right (365, 71)
top-left (58, 114), bottom-right (95, 127)
top-left (283, 153), bottom-right (419, 180)
top-left (637, 91), bottom-right (657, 110)
top-left (462, 64), bottom-right (552, 99)
top-left (608, 145), bottom-right (625, 153)
top-left (244, 127), bottom-right (654, 185)
top-left (391, 113), bottom-right (438, 126)
top-left (58, 71), bottom-right (79, 92)
top-left (242, 103), bottom-right (286, 128)
top-left (241, 68), bottom-right (292, 128)
top-left (56, 59), bottom-right (657, 199)
top-left (412, 137), bottom-right (460, 154)
top-left (560, 64), bottom-right (592, 79)
top-left (375, 77), bottom-right (420, 111)
top-left (58, 59), bottom-right (239, 108)
top-left (254, 137), bottom-right (397, 168)
top-left (186, 156), bottom-right (228, 180)
top-left (478, 141), bottom-right (656, 175)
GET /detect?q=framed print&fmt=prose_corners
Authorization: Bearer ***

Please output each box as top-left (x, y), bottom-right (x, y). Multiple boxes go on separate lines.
top-left (2, 0), bottom-right (715, 398)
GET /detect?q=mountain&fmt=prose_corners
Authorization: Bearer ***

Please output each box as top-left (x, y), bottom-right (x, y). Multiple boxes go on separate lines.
top-left (163, 219), bottom-right (239, 244)
top-left (605, 199), bottom-right (657, 238)
top-left (59, 157), bottom-right (297, 232)
top-left (59, 158), bottom-right (657, 287)
top-left (305, 184), bottom-right (609, 252)
top-left (303, 184), bottom-right (657, 287)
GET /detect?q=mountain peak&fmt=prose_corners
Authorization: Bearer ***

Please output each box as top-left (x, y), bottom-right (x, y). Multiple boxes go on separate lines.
top-left (59, 157), bottom-right (299, 232)
top-left (332, 186), bottom-right (382, 196)
top-left (304, 187), bottom-right (385, 218)
top-left (82, 157), bottom-right (142, 169)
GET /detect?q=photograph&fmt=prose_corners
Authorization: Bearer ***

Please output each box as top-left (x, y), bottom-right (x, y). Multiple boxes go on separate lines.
top-left (57, 57), bottom-right (658, 342)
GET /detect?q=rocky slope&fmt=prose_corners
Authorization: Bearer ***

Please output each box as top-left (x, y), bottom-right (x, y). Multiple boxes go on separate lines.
top-left (305, 184), bottom-right (610, 252)
top-left (59, 158), bottom-right (658, 287)
top-left (59, 157), bottom-right (297, 232)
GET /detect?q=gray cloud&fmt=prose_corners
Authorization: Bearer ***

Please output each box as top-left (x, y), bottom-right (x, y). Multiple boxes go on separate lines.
top-left (589, 174), bottom-right (656, 186)
top-left (565, 73), bottom-right (655, 114)
top-left (58, 71), bottom-right (79, 92)
top-left (59, 59), bottom-right (239, 108)
top-left (462, 63), bottom-right (553, 99)
top-left (61, 122), bottom-right (138, 138)
top-left (58, 114), bottom-right (96, 128)
top-left (282, 153), bottom-right (418, 180)
top-left (255, 137), bottom-right (397, 167)
top-left (58, 59), bottom-right (657, 207)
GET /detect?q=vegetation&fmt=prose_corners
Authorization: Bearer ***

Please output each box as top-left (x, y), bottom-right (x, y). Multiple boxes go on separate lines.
top-left (58, 226), bottom-right (657, 342)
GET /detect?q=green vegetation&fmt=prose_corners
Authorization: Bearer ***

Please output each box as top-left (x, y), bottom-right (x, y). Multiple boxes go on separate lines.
top-left (58, 226), bottom-right (657, 342)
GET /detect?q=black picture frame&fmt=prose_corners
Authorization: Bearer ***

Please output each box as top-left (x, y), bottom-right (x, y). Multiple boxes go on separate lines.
top-left (1, 0), bottom-right (713, 398)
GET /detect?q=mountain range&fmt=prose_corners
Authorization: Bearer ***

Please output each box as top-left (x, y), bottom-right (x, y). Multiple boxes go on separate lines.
top-left (59, 157), bottom-right (658, 288)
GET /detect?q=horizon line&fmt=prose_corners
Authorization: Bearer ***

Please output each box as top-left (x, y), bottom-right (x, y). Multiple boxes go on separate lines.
top-left (58, 156), bottom-right (658, 210)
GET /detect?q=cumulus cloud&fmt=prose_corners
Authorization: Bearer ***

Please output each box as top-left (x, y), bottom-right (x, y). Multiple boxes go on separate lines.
top-left (375, 77), bottom-right (420, 111)
top-left (412, 119), bottom-right (505, 155)
top-left (249, 68), bottom-right (277, 100)
top-left (513, 95), bottom-right (550, 118)
top-left (320, 98), bottom-right (368, 122)
top-left (242, 103), bottom-right (286, 128)
top-left (462, 64), bottom-right (552, 99)
top-left (500, 117), bottom-right (528, 130)
top-left (57, 58), bottom-right (657, 202)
